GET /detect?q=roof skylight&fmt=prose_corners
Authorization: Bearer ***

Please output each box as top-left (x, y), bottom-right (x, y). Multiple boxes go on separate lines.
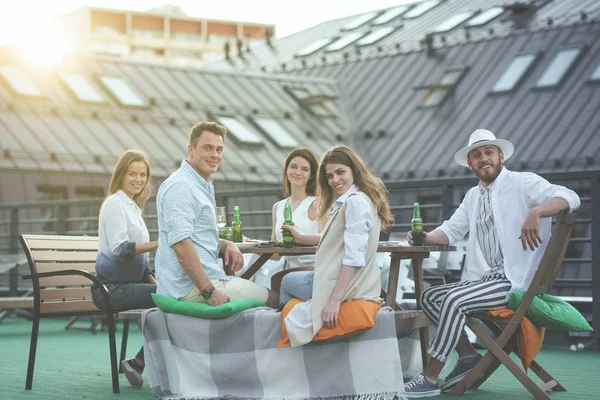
top-left (98, 76), bottom-right (147, 107)
top-left (356, 26), bottom-right (396, 46)
top-left (325, 31), bottom-right (364, 52)
top-left (59, 73), bottom-right (106, 103)
top-left (491, 53), bottom-right (537, 93)
top-left (0, 67), bottom-right (42, 97)
top-left (419, 69), bottom-right (466, 107)
top-left (295, 37), bottom-right (334, 57)
top-left (342, 11), bottom-right (380, 31)
top-left (372, 5), bottom-right (411, 25)
top-left (431, 11), bottom-right (477, 33)
top-left (216, 116), bottom-right (264, 145)
top-left (465, 7), bottom-right (504, 27)
top-left (535, 48), bottom-right (581, 88)
top-left (403, 0), bottom-right (440, 19)
top-left (252, 117), bottom-right (299, 148)
top-left (591, 64), bottom-right (600, 81)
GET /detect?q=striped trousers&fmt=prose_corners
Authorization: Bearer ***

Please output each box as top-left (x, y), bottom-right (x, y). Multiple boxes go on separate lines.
top-left (421, 272), bottom-right (512, 362)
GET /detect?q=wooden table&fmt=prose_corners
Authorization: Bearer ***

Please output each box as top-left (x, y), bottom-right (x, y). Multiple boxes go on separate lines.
top-left (236, 242), bottom-right (455, 366)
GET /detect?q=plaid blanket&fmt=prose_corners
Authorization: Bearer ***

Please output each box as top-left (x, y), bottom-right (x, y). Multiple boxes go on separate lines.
top-left (142, 306), bottom-right (406, 400)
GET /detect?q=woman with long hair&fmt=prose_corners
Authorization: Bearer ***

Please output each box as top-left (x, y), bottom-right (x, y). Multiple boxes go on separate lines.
top-left (246, 147), bottom-right (320, 292)
top-left (91, 150), bottom-right (158, 388)
top-left (281, 145), bottom-right (394, 346)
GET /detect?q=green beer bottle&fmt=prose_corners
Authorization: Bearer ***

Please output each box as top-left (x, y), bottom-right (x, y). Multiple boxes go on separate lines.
top-left (411, 202), bottom-right (424, 246)
top-left (231, 206), bottom-right (243, 243)
top-left (282, 203), bottom-right (295, 248)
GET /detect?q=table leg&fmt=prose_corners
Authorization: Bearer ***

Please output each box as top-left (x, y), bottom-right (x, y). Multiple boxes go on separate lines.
top-left (385, 255), bottom-right (401, 310)
top-left (241, 254), bottom-right (273, 280)
top-left (412, 258), bottom-right (429, 366)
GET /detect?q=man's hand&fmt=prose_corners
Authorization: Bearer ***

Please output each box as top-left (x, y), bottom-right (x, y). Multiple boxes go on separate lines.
top-left (222, 240), bottom-right (244, 272)
top-left (208, 289), bottom-right (230, 306)
top-left (322, 299), bottom-right (341, 328)
top-left (520, 209), bottom-right (543, 251)
top-left (406, 230), bottom-right (428, 246)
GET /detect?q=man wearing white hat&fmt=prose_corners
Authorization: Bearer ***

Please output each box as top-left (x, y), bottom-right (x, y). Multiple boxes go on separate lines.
top-left (403, 129), bottom-right (581, 397)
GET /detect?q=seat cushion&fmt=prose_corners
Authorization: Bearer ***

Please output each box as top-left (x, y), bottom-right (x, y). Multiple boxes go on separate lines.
top-left (151, 293), bottom-right (265, 319)
top-left (508, 291), bottom-right (592, 332)
top-left (278, 298), bottom-right (381, 347)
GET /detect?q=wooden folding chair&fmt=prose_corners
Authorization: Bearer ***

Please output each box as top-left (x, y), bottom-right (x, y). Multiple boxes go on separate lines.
top-left (449, 212), bottom-right (577, 399)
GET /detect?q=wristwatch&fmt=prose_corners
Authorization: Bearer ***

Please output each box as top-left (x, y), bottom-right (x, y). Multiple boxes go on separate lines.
top-left (201, 285), bottom-right (215, 299)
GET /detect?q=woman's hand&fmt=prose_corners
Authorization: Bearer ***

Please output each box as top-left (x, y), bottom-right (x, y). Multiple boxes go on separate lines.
top-left (281, 224), bottom-right (302, 239)
top-left (322, 299), bottom-right (341, 328)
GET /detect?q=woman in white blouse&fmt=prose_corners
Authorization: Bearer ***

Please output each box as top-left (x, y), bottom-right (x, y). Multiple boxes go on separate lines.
top-left (91, 150), bottom-right (157, 388)
top-left (252, 147), bottom-right (320, 292)
top-left (280, 146), bottom-right (394, 330)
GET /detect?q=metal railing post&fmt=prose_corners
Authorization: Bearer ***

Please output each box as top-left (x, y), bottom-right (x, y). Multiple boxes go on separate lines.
top-left (9, 208), bottom-right (19, 296)
top-left (57, 205), bottom-right (68, 235)
top-left (441, 185), bottom-right (454, 222)
top-left (591, 172), bottom-right (600, 349)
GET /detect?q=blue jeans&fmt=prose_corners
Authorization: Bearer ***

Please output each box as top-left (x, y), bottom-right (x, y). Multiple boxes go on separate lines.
top-left (91, 282), bottom-right (156, 362)
top-left (279, 271), bottom-right (314, 304)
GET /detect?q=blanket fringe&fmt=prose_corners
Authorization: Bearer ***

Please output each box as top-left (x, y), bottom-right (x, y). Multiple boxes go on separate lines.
top-left (156, 391), bottom-right (406, 400)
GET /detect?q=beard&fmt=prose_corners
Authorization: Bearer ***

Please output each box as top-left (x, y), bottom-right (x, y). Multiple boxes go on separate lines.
top-left (474, 162), bottom-right (503, 184)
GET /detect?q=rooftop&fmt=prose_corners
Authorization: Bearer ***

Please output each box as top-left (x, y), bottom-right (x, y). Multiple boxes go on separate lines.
top-left (1, 316), bottom-right (599, 399)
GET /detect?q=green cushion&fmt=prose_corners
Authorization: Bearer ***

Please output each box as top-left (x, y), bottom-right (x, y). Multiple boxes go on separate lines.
top-left (151, 293), bottom-right (265, 319)
top-left (508, 291), bottom-right (592, 332)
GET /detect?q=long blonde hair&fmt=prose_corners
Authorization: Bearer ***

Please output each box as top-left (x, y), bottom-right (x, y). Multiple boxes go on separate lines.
top-left (106, 150), bottom-right (153, 210)
top-left (316, 145), bottom-right (393, 231)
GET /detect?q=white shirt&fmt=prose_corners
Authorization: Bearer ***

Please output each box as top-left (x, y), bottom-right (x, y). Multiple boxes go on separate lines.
top-left (328, 185), bottom-right (374, 267)
top-left (438, 167), bottom-right (580, 293)
top-left (96, 190), bottom-right (150, 282)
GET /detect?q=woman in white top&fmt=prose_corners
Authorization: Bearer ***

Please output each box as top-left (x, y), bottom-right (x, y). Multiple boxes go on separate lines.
top-left (280, 145), bottom-right (394, 332)
top-left (262, 147), bottom-right (320, 293)
top-left (91, 150), bottom-right (158, 388)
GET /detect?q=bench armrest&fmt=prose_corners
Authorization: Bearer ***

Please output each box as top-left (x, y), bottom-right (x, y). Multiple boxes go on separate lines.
top-left (22, 269), bottom-right (115, 309)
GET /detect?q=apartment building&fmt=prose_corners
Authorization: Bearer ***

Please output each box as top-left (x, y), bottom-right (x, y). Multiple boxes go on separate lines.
top-left (56, 5), bottom-right (275, 65)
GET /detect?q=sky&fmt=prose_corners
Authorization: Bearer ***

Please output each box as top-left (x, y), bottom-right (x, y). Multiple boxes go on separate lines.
top-left (0, 0), bottom-right (417, 43)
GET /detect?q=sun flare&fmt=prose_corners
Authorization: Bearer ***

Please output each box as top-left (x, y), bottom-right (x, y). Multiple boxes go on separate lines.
top-left (11, 20), bottom-right (68, 66)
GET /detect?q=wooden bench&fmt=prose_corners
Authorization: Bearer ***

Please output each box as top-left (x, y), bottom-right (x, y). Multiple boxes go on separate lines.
top-left (19, 234), bottom-right (125, 394)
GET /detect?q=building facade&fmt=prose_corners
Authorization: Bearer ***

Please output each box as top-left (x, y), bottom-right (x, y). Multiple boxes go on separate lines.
top-left (56, 5), bottom-right (276, 65)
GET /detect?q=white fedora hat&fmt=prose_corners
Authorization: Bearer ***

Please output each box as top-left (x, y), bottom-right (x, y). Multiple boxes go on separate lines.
top-left (454, 129), bottom-right (514, 167)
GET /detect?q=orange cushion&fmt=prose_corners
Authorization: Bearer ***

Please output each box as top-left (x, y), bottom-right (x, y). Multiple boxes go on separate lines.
top-left (484, 308), bottom-right (546, 372)
top-left (278, 298), bottom-right (381, 348)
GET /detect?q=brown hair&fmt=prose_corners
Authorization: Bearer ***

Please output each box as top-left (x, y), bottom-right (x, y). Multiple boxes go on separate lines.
top-left (106, 150), bottom-right (153, 210)
top-left (282, 147), bottom-right (318, 197)
top-left (316, 145), bottom-right (393, 231)
top-left (189, 121), bottom-right (227, 147)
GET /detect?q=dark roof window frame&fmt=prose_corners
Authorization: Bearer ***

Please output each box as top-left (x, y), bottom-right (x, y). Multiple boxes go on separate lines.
top-left (372, 5), bottom-right (412, 25)
top-left (431, 10), bottom-right (479, 34)
top-left (249, 116), bottom-right (299, 149)
top-left (341, 10), bottom-right (381, 31)
top-left (465, 7), bottom-right (505, 28)
top-left (356, 26), bottom-right (398, 47)
top-left (0, 66), bottom-right (44, 98)
top-left (403, 0), bottom-right (442, 20)
top-left (213, 113), bottom-right (265, 146)
top-left (589, 63), bottom-right (600, 82)
top-left (533, 45), bottom-right (586, 90)
top-left (58, 72), bottom-right (108, 104)
top-left (294, 37), bottom-right (335, 57)
top-left (325, 31), bottom-right (365, 52)
top-left (284, 86), bottom-right (337, 118)
top-left (96, 75), bottom-right (149, 108)
top-left (489, 52), bottom-right (539, 94)
top-left (415, 67), bottom-right (468, 108)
